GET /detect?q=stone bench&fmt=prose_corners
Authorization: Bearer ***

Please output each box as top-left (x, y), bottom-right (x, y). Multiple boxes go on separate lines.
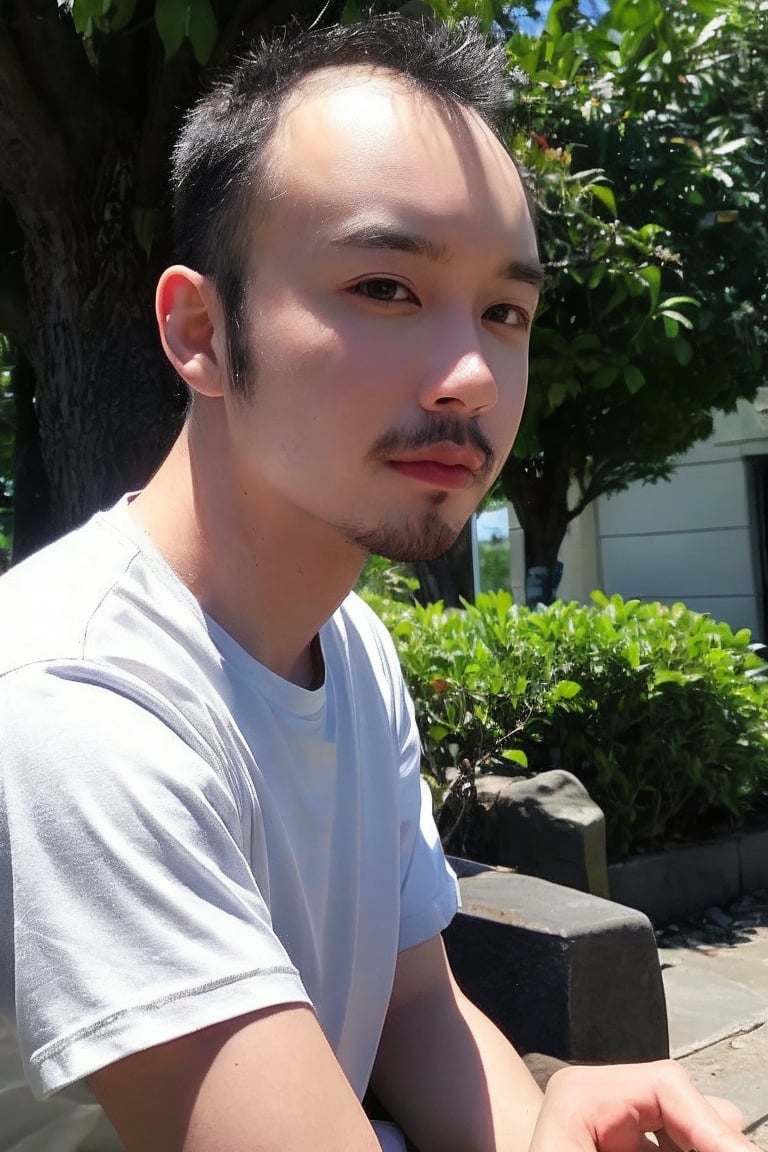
top-left (444, 860), bottom-right (669, 1064)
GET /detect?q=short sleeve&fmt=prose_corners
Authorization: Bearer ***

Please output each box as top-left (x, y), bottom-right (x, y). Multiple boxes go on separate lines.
top-left (395, 681), bottom-right (460, 951)
top-left (0, 666), bottom-right (310, 1098)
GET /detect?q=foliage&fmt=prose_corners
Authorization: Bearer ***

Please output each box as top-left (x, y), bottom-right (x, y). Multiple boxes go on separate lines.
top-left (498, 0), bottom-right (767, 576)
top-left (363, 588), bottom-right (768, 858)
top-left (477, 540), bottom-right (511, 592)
top-left (355, 553), bottom-right (420, 602)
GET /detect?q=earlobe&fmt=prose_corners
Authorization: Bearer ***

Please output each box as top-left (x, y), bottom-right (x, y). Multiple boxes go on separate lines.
top-left (156, 266), bottom-right (225, 398)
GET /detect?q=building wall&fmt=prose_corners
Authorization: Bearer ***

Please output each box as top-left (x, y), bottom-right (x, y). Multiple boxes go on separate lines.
top-left (595, 399), bottom-right (768, 641)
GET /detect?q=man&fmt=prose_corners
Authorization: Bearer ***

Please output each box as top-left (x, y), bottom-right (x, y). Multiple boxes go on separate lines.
top-left (0, 16), bottom-right (756, 1152)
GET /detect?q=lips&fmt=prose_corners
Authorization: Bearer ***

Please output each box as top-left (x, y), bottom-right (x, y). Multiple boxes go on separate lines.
top-left (387, 445), bottom-right (486, 490)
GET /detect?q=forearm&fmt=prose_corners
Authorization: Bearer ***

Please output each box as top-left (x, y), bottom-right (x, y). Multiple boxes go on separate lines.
top-left (372, 979), bottom-right (542, 1152)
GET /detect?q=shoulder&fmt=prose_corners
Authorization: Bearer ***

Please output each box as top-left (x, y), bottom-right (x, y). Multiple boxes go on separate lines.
top-left (0, 503), bottom-right (207, 679)
top-left (0, 510), bottom-right (134, 671)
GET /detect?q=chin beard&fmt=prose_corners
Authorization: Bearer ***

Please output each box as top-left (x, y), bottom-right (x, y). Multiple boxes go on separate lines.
top-left (342, 506), bottom-right (465, 563)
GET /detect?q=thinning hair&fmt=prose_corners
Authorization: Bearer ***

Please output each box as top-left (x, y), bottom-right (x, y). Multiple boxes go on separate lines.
top-left (171, 16), bottom-right (526, 394)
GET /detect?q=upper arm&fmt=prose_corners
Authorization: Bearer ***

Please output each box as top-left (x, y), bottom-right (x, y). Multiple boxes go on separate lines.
top-left (90, 1002), bottom-right (382, 1152)
top-left (387, 933), bottom-right (457, 1015)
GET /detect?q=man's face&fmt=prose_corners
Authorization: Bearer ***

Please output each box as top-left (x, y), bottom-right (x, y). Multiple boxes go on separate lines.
top-left (222, 67), bottom-right (542, 563)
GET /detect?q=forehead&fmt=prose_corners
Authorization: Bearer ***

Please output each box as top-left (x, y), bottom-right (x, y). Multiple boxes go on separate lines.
top-left (262, 66), bottom-right (536, 257)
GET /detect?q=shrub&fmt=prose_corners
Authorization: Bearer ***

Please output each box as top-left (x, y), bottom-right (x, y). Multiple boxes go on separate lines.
top-left (362, 589), bottom-right (768, 859)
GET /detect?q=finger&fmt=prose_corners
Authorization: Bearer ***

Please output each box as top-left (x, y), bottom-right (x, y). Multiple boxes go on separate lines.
top-left (530, 1062), bottom-right (757, 1152)
top-left (706, 1096), bottom-right (746, 1134)
top-left (634, 1066), bottom-right (755, 1152)
top-left (643, 1091), bottom-right (745, 1151)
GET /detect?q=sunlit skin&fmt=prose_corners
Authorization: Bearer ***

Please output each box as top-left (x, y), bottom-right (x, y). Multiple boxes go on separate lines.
top-left (132, 66), bottom-right (542, 686)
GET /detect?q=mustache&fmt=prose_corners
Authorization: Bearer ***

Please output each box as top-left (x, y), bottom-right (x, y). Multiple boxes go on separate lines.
top-left (368, 416), bottom-right (496, 481)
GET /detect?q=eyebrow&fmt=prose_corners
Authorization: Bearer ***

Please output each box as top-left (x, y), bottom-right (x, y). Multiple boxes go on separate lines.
top-left (328, 224), bottom-right (546, 289)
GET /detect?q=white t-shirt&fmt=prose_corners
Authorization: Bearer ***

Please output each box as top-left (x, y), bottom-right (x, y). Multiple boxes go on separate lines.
top-left (0, 500), bottom-right (458, 1151)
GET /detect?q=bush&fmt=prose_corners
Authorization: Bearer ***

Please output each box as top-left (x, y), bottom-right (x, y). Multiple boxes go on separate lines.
top-left (362, 589), bottom-right (768, 859)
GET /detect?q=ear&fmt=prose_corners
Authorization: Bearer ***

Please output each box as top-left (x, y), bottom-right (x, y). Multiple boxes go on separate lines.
top-left (156, 266), bottom-right (227, 398)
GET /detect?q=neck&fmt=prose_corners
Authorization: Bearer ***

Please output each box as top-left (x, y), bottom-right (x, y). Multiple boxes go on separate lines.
top-left (129, 416), bottom-right (366, 688)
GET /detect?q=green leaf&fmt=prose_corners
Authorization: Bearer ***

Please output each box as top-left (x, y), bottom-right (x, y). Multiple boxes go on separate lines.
top-left (623, 364), bottom-right (645, 394)
top-left (654, 670), bottom-right (686, 686)
top-left (591, 364), bottom-right (620, 390)
top-left (712, 137), bottom-right (749, 156)
top-left (72, 0), bottom-right (101, 34)
top-left (589, 183), bottom-right (617, 217)
top-left (154, 0), bottom-right (185, 60)
top-left (587, 263), bottom-right (606, 289)
top-left (673, 337), bottom-right (693, 367)
top-left (547, 379), bottom-right (568, 410)
top-left (429, 724), bottom-right (449, 743)
top-left (341, 0), bottom-right (366, 23)
top-left (637, 264), bottom-right (661, 311)
top-left (501, 748), bottom-right (529, 768)
top-left (187, 0), bottom-right (218, 65)
top-left (660, 309), bottom-right (695, 330)
top-left (571, 334), bottom-right (602, 351)
top-left (695, 13), bottom-right (729, 45)
top-left (553, 679), bottom-right (581, 700)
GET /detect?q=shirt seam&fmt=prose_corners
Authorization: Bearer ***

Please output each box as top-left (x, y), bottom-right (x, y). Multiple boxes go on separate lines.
top-left (30, 963), bottom-right (303, 1068)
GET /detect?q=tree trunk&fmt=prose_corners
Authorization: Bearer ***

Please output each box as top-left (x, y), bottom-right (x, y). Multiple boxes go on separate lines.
top-left (11, 350), bottom-right (51, 561)
top-left (413, 520), bottom-right (475, 607)
top-left (16, 205), bottom-right (182, 548)
top-left (0, 4), bottom-right (192, 551)
top-left (501, 454), bottom-right (571, 607)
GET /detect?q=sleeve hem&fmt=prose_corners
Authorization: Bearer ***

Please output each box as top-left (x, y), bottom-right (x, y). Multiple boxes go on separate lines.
top-left (398, 877), bottom-right (460, 953)
top-left (30, 968), bottom-right (311, 1099)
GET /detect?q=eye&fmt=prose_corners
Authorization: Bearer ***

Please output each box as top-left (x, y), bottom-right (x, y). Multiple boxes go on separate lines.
top-left (483, 303), bottom-right (529, 329)
top-left (351, 278), bottom-right (418, 304)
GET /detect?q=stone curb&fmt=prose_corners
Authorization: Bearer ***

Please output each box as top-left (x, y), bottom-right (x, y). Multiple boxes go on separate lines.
top-left (444, 860), bottom-right (669, 1064)
top-left (609, 828), bottom-right (768, 923)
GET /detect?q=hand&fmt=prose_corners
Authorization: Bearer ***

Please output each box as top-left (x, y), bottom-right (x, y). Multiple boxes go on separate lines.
top-left (528, 1060), bottom-right (756, 1152)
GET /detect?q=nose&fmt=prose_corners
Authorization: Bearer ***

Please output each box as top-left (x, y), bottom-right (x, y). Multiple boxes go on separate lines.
top-left (418, 330), bottom-right (499, 416)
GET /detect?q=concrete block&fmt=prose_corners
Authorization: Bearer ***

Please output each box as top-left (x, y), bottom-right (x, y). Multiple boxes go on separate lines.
top-left (444, 866), bottom-right (668, 1064)
top-left (740, 828), bottom-right (768, 893)
top-left (608, 838), bottom-right (741, 923)
top-left (473, 771), bottom-right (609, 898)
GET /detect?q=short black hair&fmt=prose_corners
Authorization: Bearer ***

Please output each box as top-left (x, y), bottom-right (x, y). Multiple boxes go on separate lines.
top-left (171, 16), bottom-right (525, 394)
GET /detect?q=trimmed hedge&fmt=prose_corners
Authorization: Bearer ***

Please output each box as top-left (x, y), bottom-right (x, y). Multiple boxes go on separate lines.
top-left (363, 588), bottom-right (768, 859)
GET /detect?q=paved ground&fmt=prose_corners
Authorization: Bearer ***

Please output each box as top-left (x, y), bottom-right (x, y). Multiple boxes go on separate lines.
top-left (658, 891), bottom-right (768, 1142)
top-left (681, 1024), bottom-right (768, 1146)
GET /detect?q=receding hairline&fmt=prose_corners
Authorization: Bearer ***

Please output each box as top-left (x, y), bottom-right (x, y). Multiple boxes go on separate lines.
top-left (272, 58), bottom-right (508, 142)
top-left (257, 61), bottom-right (524, 220)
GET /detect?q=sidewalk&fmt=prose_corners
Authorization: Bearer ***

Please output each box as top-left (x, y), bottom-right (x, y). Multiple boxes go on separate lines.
top-left (659, 891), bottom-right (768, 1145)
